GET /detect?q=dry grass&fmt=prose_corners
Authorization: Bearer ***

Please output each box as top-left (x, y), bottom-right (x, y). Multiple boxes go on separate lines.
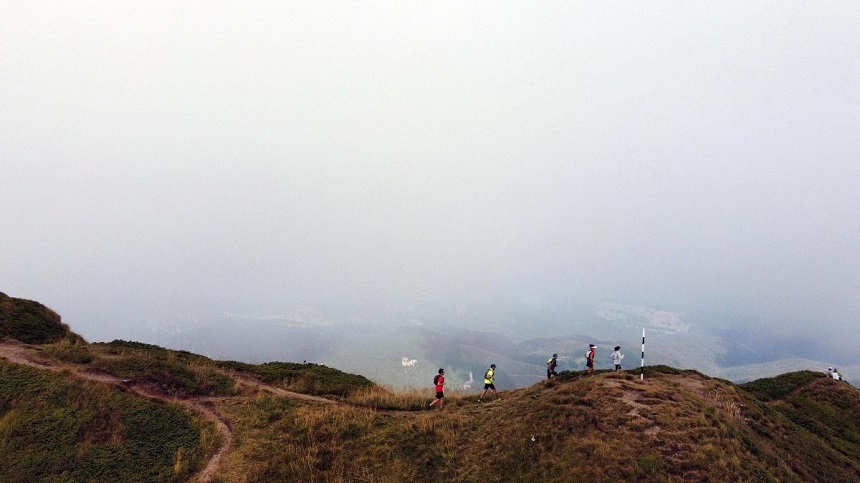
top-left (42, 338), bottom-right (93, 364)
top-left (5, 318), bottom-right (860, 483)
top-left (345, 385), bottom-right (427, 410)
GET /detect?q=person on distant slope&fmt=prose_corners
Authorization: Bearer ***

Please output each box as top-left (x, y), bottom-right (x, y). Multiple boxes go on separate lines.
top-left (547, 354), bottom-right (559, 380)
top-left (610, 346), bottom-right (624, 371)
top-left (429, 368), bottom-right (445, 409)
top-left (478, 364), bottom-right (498, 402)
top-left (585, 344), bottom-right (596, 374)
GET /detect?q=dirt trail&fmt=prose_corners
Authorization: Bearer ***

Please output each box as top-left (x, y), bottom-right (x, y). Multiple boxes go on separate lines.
top-left (0, 341), bottom-right (47, 368)
top-left (232, 373), bottom-right (337, 405)
top-left (0, 341), bottom-right (336, 482)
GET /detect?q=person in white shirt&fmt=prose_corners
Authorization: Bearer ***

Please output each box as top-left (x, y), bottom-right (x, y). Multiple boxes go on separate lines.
top-left (610, 346), bottom-right (624, 371)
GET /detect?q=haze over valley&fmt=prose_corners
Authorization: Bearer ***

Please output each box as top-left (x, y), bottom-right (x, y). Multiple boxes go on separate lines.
top-left (100, 297), bottom-right (857, 389)
top-left (2, 3), bottom-right (858, 387)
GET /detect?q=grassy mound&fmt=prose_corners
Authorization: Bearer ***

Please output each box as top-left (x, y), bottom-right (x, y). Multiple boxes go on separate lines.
top-left (742, 371), bottom-right (860, 478)
top-left (0, 292), bottom-right (84, 345)
top-left (89, 340), bottom-right (239, 397)
top-left (218, 360), bottom-right (374, 397)
top-left (740, 370), bottom-right (825, 401)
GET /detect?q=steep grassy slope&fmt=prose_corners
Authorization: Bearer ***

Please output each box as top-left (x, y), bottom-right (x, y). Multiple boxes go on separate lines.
top-left (741, 371), bottom-right (860, 479)
top-left (0, 337), bottom-right (376, 483)
top-left (0, 360), bottom-right (215, 482)
top-left (0, 291), bottom-right (83, 344)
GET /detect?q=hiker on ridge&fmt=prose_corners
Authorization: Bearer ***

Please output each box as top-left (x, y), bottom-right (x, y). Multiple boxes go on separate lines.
top-left (478, 364), bottom-right (498, 402)
top-left (585, 344), bottom-right (596, 375)
top-left (610, 346), bottom-right (624, 371)
top-left (547, 353), bottom-right (559, 380)
top-left (429, 368), bottom-right (445, 409)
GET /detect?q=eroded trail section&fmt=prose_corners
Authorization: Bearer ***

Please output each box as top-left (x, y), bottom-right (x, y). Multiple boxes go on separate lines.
top-left (0, 341), bottom-right (47, 368)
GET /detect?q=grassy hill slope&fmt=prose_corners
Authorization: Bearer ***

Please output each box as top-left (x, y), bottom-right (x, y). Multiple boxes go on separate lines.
top-left (214, 367), bottom-right (860, 482)
top-left (0, 291), bottom-right (84, 344)
top-left (0, 359), bottom-right (215, 482)
top-left (1, 292), bottom-right (858, 482)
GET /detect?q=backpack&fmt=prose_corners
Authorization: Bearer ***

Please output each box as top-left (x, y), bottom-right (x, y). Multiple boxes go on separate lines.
top-left (433, 374), bottom-right (440, 385)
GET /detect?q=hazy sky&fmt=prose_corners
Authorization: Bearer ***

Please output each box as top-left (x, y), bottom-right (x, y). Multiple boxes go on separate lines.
top-left (2, 3), bottom-right (858, 350)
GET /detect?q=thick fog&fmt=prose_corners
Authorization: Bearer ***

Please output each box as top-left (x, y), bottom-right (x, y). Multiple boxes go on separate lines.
top-left (2, 3), bottom-right (858, 359)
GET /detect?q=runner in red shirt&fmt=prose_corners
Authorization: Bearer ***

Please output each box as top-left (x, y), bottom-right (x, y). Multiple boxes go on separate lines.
top-left (429, 368), bottom-right (445, 409)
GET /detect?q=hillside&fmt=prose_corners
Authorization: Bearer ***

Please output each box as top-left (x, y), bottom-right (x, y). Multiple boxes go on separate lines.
top-left (1, 293), bottom-right (859, 482)
top-left (0, 291), bottom-right (84, 344)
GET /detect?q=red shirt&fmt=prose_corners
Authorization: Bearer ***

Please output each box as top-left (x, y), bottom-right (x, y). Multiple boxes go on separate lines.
top-left (435, 375), bottom-right (445, 392)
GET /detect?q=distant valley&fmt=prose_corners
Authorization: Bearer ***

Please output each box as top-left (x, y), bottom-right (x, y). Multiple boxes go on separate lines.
top-left (116, 301), bottom-right (858, 389)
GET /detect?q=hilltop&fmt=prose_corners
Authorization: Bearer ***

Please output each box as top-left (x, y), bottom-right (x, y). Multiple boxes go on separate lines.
top-left (1, 293), bottom-right (859, 482)
top-left (0, 291), bottom-right (84, 344)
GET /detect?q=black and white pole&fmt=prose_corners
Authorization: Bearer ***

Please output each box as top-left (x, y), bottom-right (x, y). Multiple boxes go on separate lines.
top-left (640, 327), bottom-right (645, 381)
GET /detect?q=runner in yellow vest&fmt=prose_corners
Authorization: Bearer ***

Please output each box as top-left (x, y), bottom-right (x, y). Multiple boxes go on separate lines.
top-left (478, 364), bottom-right (498, 402)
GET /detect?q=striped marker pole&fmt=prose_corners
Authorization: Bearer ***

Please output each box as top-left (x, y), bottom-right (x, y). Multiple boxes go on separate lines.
top-left (640, 327), bottom-right (645, 381)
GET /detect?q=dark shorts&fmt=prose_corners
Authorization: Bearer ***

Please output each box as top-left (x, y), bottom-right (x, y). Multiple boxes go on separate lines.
top-left (484, 383), bottom-right (495, 390)
top-left (586, 361), bottom-right (594, 367)
top-left (435, 391), bottom-right (444, 399)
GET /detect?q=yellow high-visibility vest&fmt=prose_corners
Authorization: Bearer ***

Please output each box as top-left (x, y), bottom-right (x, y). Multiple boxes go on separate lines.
top-left (484, 369), bottom-right (494, 384)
